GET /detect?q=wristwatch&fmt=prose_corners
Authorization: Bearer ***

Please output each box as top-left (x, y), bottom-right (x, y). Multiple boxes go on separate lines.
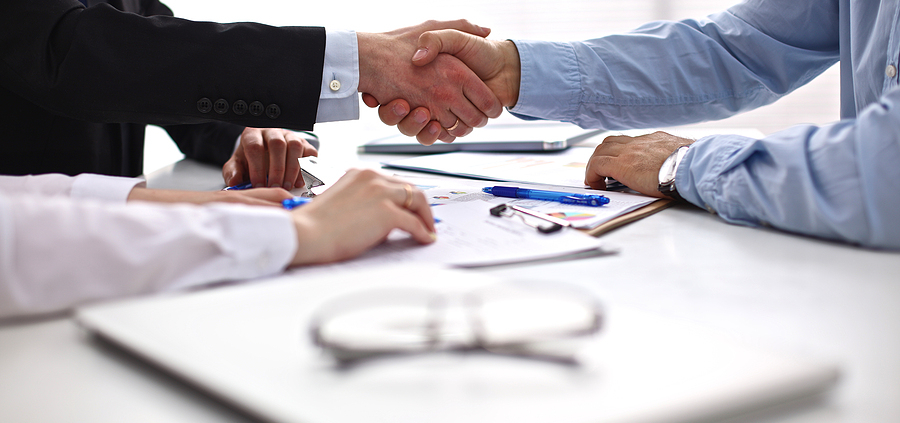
top-left (658, 145), bottom-right (690, 201)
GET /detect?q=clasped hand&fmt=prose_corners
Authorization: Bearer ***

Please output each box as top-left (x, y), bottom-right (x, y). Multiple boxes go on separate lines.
top-left (361, 24), bottom-right (521, 145)
top-left (223, 22), bottom-right (692, 199)
top-left (362, 28), bottom-right (696, 198)
top-left (222, 20), bottom-right (507, 189)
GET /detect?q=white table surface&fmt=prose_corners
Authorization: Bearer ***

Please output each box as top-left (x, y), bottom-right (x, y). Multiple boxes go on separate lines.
top-left (2, 120), bottom-right (898, 423)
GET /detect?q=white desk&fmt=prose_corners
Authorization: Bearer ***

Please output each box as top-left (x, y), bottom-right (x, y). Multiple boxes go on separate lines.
top-left (1, 120), bottom-right (898, 423)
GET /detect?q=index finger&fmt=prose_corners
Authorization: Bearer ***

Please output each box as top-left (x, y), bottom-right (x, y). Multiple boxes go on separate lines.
top-left (264, 128), bottom-right (288, 189)
top-left (418, 19), bottom-right (490, 38)
top-left (407, 187), bottom-right (436, 234)
top-left (585, 154), bottom-right (613, 190)
top-left (241, 129), bottom-right (268, 188)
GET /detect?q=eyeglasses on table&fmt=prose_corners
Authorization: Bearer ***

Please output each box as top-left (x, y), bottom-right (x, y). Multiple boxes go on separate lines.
top-left (309, 281), bottom-right (603, 366)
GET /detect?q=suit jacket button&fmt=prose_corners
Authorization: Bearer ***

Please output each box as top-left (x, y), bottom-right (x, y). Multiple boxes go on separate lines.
top-left (197, 98), bottom-right (212, 113)
top-left (266, 104), bottom-right (281, 119)
top-left (232, 100), bottom-right (248, 115)
top-left (214, 99), bottom-right (229, 114)
top-left (249, 101), bottom-right (264, 116)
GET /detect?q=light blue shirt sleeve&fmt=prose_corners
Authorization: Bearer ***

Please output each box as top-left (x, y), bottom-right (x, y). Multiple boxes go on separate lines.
top-left (678, 86), bottom-right (900, 249)
top-left (508, 0), bottom-right (900, 249)
top-left (316, 30), bottom-right (359, 123)
top-left (510, 7), bottom-right (838, 129)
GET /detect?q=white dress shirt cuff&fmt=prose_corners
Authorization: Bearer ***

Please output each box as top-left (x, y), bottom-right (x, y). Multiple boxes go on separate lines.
top-left (167, 204), bottom-right (297, 291)
top-left (71, 173), bottom-right (146, 203)
top-left (316, 29), bottom-right (360, 123)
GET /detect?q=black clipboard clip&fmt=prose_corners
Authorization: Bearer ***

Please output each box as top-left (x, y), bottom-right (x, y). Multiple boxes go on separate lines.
top-left (489, 203), bottom-right (572, 234)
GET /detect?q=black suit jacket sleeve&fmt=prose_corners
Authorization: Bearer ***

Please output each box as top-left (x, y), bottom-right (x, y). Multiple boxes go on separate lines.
top-left (0, 0), bottom-right (325, 131)
top-left (162, 122), bottom-right (244, 166)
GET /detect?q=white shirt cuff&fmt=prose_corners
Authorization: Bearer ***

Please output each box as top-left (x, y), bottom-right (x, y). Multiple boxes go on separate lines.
top-left (71, 174), bottom-right (146, 203)
top-left (316, 29), bottom-right (360, 123)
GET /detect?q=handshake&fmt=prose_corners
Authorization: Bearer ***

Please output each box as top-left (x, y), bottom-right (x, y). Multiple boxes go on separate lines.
top-left (224, 20), bottom-right (522, 190)
top-left (356, 20), bottom-right (522, 146)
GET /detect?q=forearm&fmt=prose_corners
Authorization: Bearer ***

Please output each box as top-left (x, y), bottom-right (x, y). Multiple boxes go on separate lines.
top-left (678, 87), bottom-right (900, 249)
top-left (0, 196), bottom-right (295, 319)
top-left (509, 9), bottom-right (838, 129)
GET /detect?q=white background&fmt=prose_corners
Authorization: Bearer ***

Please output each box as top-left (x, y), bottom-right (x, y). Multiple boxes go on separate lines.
top-left (143, 0), bottom-right (840, 173)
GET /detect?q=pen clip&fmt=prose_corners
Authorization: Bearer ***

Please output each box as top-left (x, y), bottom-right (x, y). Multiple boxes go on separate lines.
top-left (490, 204), bottom-right (571, 234)
top-left (300, 167), bottom-right (324, 190)
top-left (559, 195), bottom-right (609, 207)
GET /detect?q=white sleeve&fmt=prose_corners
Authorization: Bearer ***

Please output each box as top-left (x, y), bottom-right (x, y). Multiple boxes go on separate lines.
top-left (0, 173), bottom-right (144, 203)
top-left (315, 29), bottom-right (360, 123)
top-left (0, 194), bottom-right (297, 319)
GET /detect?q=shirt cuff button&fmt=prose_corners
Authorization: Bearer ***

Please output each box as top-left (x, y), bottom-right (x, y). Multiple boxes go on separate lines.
top-left (329, 80), bottom-right (341, 91)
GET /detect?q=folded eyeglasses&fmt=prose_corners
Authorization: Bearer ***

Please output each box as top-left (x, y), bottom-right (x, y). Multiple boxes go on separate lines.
top-left (310, 282), bottom-right (603, 366)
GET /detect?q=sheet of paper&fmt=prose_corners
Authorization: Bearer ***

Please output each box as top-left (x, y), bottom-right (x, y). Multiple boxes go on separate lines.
top-left (401, 176), bottom-right (658, 230)
top-left (330, 200), bottom-right (609, 269)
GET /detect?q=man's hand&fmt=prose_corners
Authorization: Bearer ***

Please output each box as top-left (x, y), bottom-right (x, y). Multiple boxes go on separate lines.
top-left (584, 131), bottom-right (694, 197)
top-left (363, 29), bottom-right (521, 145)
top-left (222, 128), bottom-right (318, 190)
top-left (357, 20), bottom-right (503, 144)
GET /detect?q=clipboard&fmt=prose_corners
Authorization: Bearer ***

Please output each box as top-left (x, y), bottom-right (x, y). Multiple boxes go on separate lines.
top-left (488, 199), bottom-right (672, 237)
top-left (581, 199), bottom-right (672, 237)
top-left (297, 156), bottom-right (345, 196)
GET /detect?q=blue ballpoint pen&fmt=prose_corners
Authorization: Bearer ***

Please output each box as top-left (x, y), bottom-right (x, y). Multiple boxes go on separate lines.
top-left (483, 186), bottom-right (610, 207)
top-left (282, 196), bottom-right (313, 210)
top-left (223, 181), bottom-right (254, 191)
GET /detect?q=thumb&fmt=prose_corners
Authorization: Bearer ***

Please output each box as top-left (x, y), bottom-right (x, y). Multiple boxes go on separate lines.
top-left (222, 147), bottom-right (248, 187)
top-left (223, 161), bottom-right (244, 187)
top-left (412, 29), bottom-right (480, 67)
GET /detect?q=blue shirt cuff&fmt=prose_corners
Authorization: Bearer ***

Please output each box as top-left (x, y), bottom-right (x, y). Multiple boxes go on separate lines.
top-left (508, 39), bottom-right (582, 122)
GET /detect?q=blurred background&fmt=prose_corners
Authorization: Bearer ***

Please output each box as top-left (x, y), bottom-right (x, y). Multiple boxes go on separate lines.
top-left (144, 0), bottom-right (840, 173)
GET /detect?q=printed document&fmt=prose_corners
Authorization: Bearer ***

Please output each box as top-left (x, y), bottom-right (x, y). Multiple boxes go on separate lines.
top-left (402, 175), bottom-right (658, 230)
top-left (327, 200), bottom-right (610, 269)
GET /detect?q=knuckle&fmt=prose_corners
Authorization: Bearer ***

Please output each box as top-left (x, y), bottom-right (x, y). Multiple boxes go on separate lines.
top-left (268, 136), bottom-right (287, 149)
top-left (244, 141), bottom-right (265, 155)
top-left (356, 168), bottom-right (382, 182)
top-left (286, 140), bottom-right (305, 155)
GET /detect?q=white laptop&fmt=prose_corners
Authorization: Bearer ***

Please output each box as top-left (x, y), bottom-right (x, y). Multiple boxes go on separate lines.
top-left (75, 266), bottom-right (838, 423)
top-left (359, 122), bottom-right (604, 154)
